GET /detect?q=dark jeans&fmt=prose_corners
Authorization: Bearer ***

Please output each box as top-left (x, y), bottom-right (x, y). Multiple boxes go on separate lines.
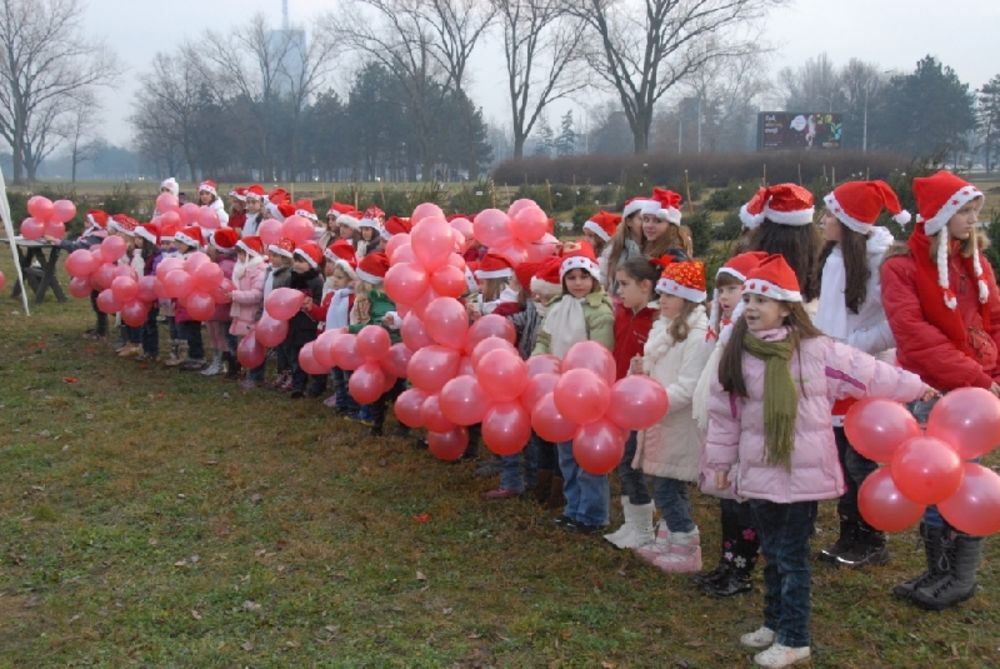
top-left (719, 498), bottom-right (759, 575)
top-left (833, 426), bottom-right (879, 531)
top-left (287, 327), bottom-right (319, 393)
top-left (535, 434), bottom-right (557, 471)
top-left (90, 291), bottom-right (107, 336)
top-left (332, 368), bottom-right (358, 413)
top-left (123, 324), bottom-right (141, 344)
top-left (751, 499), bottom-right (818, 649)
top-left (167, 315), bottom-right (179, 341)
top-left (370, 378), bottom-right (407, 430)
top-left (647, 476), bottom-right (695, 532)
top-left (141, 307), bottom-right (160, 357)
top-left (178, 320), bottom-right (204, 359)
top-left (500, 436), bottom-right (539, 493)
top-left (617, 431), bottom-right (651, 505)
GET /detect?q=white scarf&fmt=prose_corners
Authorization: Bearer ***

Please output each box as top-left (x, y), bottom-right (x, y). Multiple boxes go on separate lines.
top-left (480, 285), bottom-right (519, 315)
top-left (543, 295), bottom-right (588, 358)
top-left (326, 288), bottom-right (354, 330)
top-left (815, 226), bottom-right (893, 341)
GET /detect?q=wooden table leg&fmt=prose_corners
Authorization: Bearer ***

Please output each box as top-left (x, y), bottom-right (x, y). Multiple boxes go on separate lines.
top-left (35, 247), bottom-right (66, 303)
top-left (9, 246), bottom-right (31, 300)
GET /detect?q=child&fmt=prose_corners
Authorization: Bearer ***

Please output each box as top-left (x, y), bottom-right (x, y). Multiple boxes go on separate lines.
top-left (642, 188), bottom-right (694, 259)
top-left (229, 236), bottom-right (268, 388)
top-left (241, 185), bottom-right (266, 237)
top-left (330, 204), bottom-right (362, 249)
top-left (475, 253), bottom-right (515, 316)
top-left (630, 259), bottom-right (712, 572)
top-left (160, 177), bottom-right (179, 199)
top-left (881, 171), bottom-right (1000, 610)
top-left (356, 206), bottom-right (385, 258)
top-left (311, 240), bottom-right (358, 409)
top-left (108, 214), bottom-right (143, 356)
top-left (814, 180), bottom-right (906, 568)
top-left (706, 254), bottom-right (932, 668)
top-left (532, 241), bottom-right (614, 532)
top-left (293, 199), bottom-right (323, 242)
top-left (288, 242), bottom-right (325, 398)
top-left (201, 228), bottom-right (238, 376)
top-left (601, 198), bottom-right (645, 296)
top-left (56, 209), bottom-right (109, 340)
top-left (581, 211), bottom-right (620, 277)
top-left (603, 256), bottom-right (659, 548)
top-left (159, 222), bottom-right (183, 364)
top-left (171, 226), bottom-right (207, 370)
top-left (132, 223), bottom-right (163, 362)
top-left (263, 238), bottom-right (295, 390)
top-left (198, 180), bottom-right (229, 226)
top-left (227, 187), bottom-right (247, 233)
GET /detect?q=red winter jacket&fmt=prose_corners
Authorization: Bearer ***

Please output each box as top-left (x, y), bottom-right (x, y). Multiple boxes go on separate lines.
top-left (613, 302), bottom-right (656, 380)
top-left (881, 248), bottom-right (1000, 391)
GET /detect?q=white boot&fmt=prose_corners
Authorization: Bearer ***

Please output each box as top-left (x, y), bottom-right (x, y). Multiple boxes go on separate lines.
top-left (604, 498), bottom-right (655, 549)
top-left (200, 352), bottom-right (224, 376)
top-left (651, 527), bottom-right (702, 574)
top-left (634, 519), bottom-right (672, 563)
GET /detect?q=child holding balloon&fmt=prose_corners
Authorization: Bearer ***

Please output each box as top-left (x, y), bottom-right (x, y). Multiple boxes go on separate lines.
top-left (263, 239), bottom-right (295, 389)
top-left (288, 242), bottom-right (325, 398)
top-left (230, 236), bottom-right (268, 388)
top-left (171, 226), bottom-right (207, 370)
top-left (132, 224), bottom-right (163, 362)
top-left (706, 254), bottom-right (933, 668)
top-left (201, 229), bottom-right (238, 377)
top-left (58, 209), bottom-right (110, 340)
top-left (312, 241), bottom-right (359, 413)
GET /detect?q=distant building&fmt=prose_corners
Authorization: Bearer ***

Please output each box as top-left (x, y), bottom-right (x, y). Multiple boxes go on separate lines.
top-left (266, 28), bottom-right (306, 97)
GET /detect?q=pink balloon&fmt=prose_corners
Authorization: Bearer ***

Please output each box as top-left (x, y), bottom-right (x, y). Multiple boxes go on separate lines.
top-left (197, 206), bottom-right (220, 230)
top-left (90, 263), bottom-right (115, 291)
top-left (473, 208), bottom-right (511, 248)
top-left (527, 354), bottom-right (561, 378)
top-left (507, 198), bottom-right (538, 218)
top-left (69, 276), bottom-right (92, 298)
top-left (183, 251), bottom-right (211, 273)
top-left (407, 345), bottom-right (461, 392)
top-left (121, 300), bottom-right (149, 327)
top-left (155, 256), bottom-right (184, 281)
top-left (113, 265), bottom-right (137, 281)
top-left (52, 199), bottom-right (77, 224)
top-left (450, 217), bottom-right (474, 241)
top-left (890, 436), bottom-right (964, 505)
top-left (938, 463), bottom-right (1000, 536)
top-left (411, 217), bottom-right (455, 271)
top-left (465, 314), bottom-right (516, 353)
top-left (237, 332), bottom-right (266, 368)
top-left (927, 387), bottom-right (1000, 460)
top-left (111, 276), bottom-right (139, 304)
top-left (100, 235), bottom-right (127, 262)
top-left (421, 394), bottom-right (456, 433)
top-left (471, 336), bottom-right (518, 368)
top-left (295, 342), bottom-right (324, 375)
top-left (331, 334), bottom-right (364, 371)
top-left (476, 348), bottom-right (529, 403)
top-left (554, 368), bottom-right (611, 425)
top-left (384, 262), bottom-right (429, 306)
top-left (349, 361), bottom-right (387, 404)
top-left (493, 240), bottom-right (531, 266)
top-left (380, 343), bottom-right (413, 379)
top-left (212, 278), bottom-right (234, 304)
top-left (313, 331), bottom-right (341, 369)
top-left (159, 210), bottom-right (182, 230)
top-left (573, 419), bottom-right (626, 475)
top-left (66, 249), bottom-right (99, 278)
top-left (163, 269), bottom-right (194, 299)
top-left (521, 372), bottom-right (559, 413)
top-left (391, 243), bottom-right (416, 265)
top-left (156, 192), bottom-right (179, 215)
top-left (192, 261), bottom-right (223, 292)
top-left (264, 287), bottom-right (305, 321)
top-left (401, 313), bottom-right (434, 350)
top-left (511, 205), bottom-right (548, 244)
top-left (395, 388), bottom-right (429, 428)
top-left (259, 219), bottom-right (282, 247)
top-left (561, 341), bottom-right (616, 386)
top-left (411, 202), bottom-right (445, 225)
top-left (531, 392), bottom-right (579, 443)
top-left (357, 325), bottom-right (392, 361)
top-left (439, 375), bottom-right (490, 426)
top-left (844, 398), bottom-right (922, 464)
top-left (179, 202), bottom-right (200, 225)
top-left (385, 233), bottom-right (411, 261)
top-left (858, 467), bottom-right (926, 532)
top-left (43, 220), bottom-right (65, 240)
top-left (427, 428), bottom-right (469, 462)
top-left (423, 297), bottom-right (469, 349)
top-left (19, 217), bottom-right (43, 240)
top-left (255, 314), bottom-right (289, 348)
top-left (429, 264), bottom-right (467, 298)
top-left (96, 288), bottom-right (121, 314)
top-left (281, 216), bottom-right (314, 245)
top-left (184, 291), bottom-right (216, 320)
top-left (457, 355), bottom-right (475, 377)
top-left (27, 196), bottom-right (54, 222)
top-left (526, 236), bottom-right (560, 263)
top-left (482, 402), bottom-right (532, 456)
top-left (608, 375), bottom-right (670, 430)
top-left (136, 276), bottom-right (159, 303)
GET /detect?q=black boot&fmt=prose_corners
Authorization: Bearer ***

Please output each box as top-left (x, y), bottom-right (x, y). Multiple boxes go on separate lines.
top-left (893, 522), bottom-right (945, 599)
top-left (819, 517), bottom-right (857, 564)
top-left (701, 564), bottom-right (753, 598)
top-left (911, 532), bottom-right (983, 610)
top-left (224, 352), bottom-right (241, 380)
top-left (836, 525), bottom-right (888, 567)
top-left (696, 503), bottom-right (742, 586)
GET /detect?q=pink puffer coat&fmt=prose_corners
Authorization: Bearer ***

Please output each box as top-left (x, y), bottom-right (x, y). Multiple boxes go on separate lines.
top-left (207, 256), bottom-right (236, 322)
top-left (704, 327), bottom-right (924, 504)
top-left (229, 256), bottom-right (267, 337)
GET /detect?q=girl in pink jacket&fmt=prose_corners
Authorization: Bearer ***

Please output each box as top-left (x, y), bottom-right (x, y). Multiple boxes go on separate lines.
top-left (227, 236), bottom-right (268, 384)
top-left (705, 255), bottom-right (932, 669)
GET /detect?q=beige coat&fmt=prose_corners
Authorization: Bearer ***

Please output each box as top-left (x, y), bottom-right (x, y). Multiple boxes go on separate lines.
top-left (633, 306), bottom-right (712, 481)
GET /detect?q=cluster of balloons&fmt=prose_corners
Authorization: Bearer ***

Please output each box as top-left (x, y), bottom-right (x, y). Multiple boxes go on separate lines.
top-left (66, 235), bottom-right (146, 324)
top-left (846, 387), bottom-right (1000, 536)
top-left (236, 287), bottom-right (306, 369)
top-left (154, 251), bottom-right (234, 321)
top-left (258, 214), bottom-right (315, 248)
top-left (153, 192), bottom-right (222, 231)
top-left (20, 196), bottom-right (77, 241)
top-left (472, 200), bottom-right (561, 266)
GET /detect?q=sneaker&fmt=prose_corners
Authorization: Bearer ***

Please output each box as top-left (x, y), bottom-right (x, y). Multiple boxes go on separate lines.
top-left (482, 488), bottom-right (522, 500)
top-left (649, 529), bottom-right (702, 573)
top-left (346, 411), bottom-right (374, 427)
top-left (271, 371), bottom-right (290, 390)
top-left (753, 643), bottom-right (811, 668)
top-left (117, 343), bottom-right (142, 358)
top-left (412, 438), bottom-right (428, 450)
top-left (570, 522), bottom-right (603, 535)
top-left (740, 626), bottom-right (776, 649)
top-left (322, 394), bottom-right (340, 408)
top-left (554, 515), bottom-right (576, 529)
top-left (135, 352), bottom-right (158, 363)
top-left (835, 532), bottom-right (889, 568)
top-left (694, 562), bottom-right (730, 586)
top-left (634, 520), bottom-right (672, 564)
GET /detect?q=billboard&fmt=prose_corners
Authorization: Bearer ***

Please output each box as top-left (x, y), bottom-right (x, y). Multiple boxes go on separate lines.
top-left (757, 112), bottom-right (843, 150)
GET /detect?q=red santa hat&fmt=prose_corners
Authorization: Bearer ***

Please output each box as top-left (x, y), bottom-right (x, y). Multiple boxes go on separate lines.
top-left (475, 253), bottom-right (514, 280)
top-left (356, 252), bottom-right (390, 285)
top-left (513, 261), bottom-right (542, 293)
top-left (86, 209), bottom-right (109, 230)
top-left (708, 251), bottom-right (769, 336)
top-left (277, 202), bottom-right (296, 220)
top-left (336, 209), bottom-right (362, 231)
top-left (268, 187), bottom-right (290, 204)
top-left (531, 255), bottom-right (564, 298)
top-left (358, 209), bottom-right (383, 232)
top-left (245, 184), bottom-right (265, 201)
top-left (210, 227), bottom-right (239, 252)
top-left (294, 199), bottom-right (318, 222)
top-left (583, 210), bottom-right (622, 243)
top-left (327, 201), bottom-right (354, 219)
top-left (198, 180), bottom-right (218, 197)
top-left (559, 240), bottom-right (601, 282)
top-left (109, 214), bottom-right (138, 236)
top-left (823, 180), bottom-right (911, 236)
top-left (174, 225), bottom-right (204, 249)
top-left (648, 187), bottom-right (683, 224)
top-left (363, 205), bottom-right (385, 222)
top-left (384, 216), bottom-right (412, 236)
top-left (268, 237), bottom-right (296, 259)
top-left (236, 235), bottom-right (264, 257)
top-left (229, 186), bottom-right (248, 201)
top-left (136, 222), bottom-right (161, 246)
top-left (742, 254), bottom-right (803, 303)
top-left (655, 259), bottom-right (707, 303)
top-left (622, 196), bottom-right (648, 218)
top-left (740, 183), bottom-right (815, 229)
top-left (293, 241), bottom-right (323, 269)
top-left (325, 240), bottom-right (358, 279)
top-left (159, 220), bottom-right (180, 242)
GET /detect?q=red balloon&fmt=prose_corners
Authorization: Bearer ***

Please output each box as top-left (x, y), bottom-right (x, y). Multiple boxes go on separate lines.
top-left (608, 375), bottom-right (670, 430)
top-left (521, 372), bottom-right (559, 413)
top-left (561, 341), bottom-right (616, 386)
top-left (473, 208), bottom-right (511, 248)
top-left (439, 375), bottom-right (489, 426)
top-left (156, 192), bottom-right (179, 215)
top-left (27, 195), bottom-right (54, 221)
top-left (401, 313), bottom-right (434, 351)
top-left (427, 428), bottom-right (469, 462)
top-left (281, 215), bottom-right (314, 245)
top-left (192, 261), bottom-right (224, 292)
top-left (255, 314), bottom-right (289, 347)
top-left (121, 300), bottom-right (149, 327)
top-left (259, 219), bottom-right (282, 247)
top-left (554, 368), bottom-right (611, 425)
top-left (179, 202), bottom-right (200, 225)
top-left (100, 235), bottom-right (127, 262)
top-left (407, 345), bottom-right (461, 392)
top-left (163, 269), bottom-right (194, 299)
top-left (384, 262), bottom-right (429, 306)
top-left (421, 394), bottom-right (456, 433)
top-left (136, 276), bottom-right (159, 303)
top-left (90, 263), bottom-right (115, 291)
top-left (155, 256), bottom-right (184, 281)
top-left (938, 463), bottom-right (1000, 536)
top-left (844, 398), bottom-right (922, 464)
top-left (394, 388), bottom-right (428, 428)
top-left (526, 235), bottom-right (560, 263)
top-left (350, 361), bottom-right (387, 404)
top-left (429, 264), bottom-right (467, 298)
top-left (527, 354), bottom-right (561, 377)
top-left (212, 278), bottom-right (234, 304)
top-left (890, 435), bottom-right (964, 505)
top-left (313, 331), bottom-right (341, 368)
top-left (357, 325), bottom-right (392, 361)
top-left (197, 206), bottom-right (220, 230)
top-left (385, 232), bottom-right (411, 261)
top-left (531, 392), bottom-right (579, 443)
top-left (69, 276), bottom-right (92, 298)
top-left (51, 199), bottom-right (77, 224)
top-left (466, 313), bottom-right (516, 353)
top-left (19, 217), bottom-right (44, 240)
top-left (411, 202), bottom-right (444, 225)
top-left (482, 402), bottom-right (532, 456)
top-left (66, 249), bottom-right (99, 278)
top-left (471, 336), bottom-right (517, 368)
top-left (494, 240), bottom-right (531, 266)
top-left (264, 287), bottom-right (305, 321)
top-left (298, 341), bottom-right (327, 375)
top-left (423, 297), bottom-right (469, 349)
top-left (96, 288), bottom-right (121, 314)
top-left (237, 332), bottom-right (266, 368)
top-left (111, 276), bottom-right (139, 304)
top-left (476, 348), bottom-right (529, 403)
top-left (43, 220), bottom-right (66, 240)
top-left (380, 343), bottom-right (413, 379)
top-left (330, 334), bottom-right (364, 371)
top-left (184, 291), bottom-right (216, 320)
top-left (411, 217), bottom-right (455, 271)
top-left (573, 419), bottom-right (626, 475)
top-left (183, 251), bottom-right (211, 273)
top-left (858, 467), bottom-right (926, 532)
top-left (927, 387), bottom-right (1000, 460)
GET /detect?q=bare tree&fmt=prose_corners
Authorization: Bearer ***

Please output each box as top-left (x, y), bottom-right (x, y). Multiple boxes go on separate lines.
top-left (778, 53), bottom-right (846, 112)
top-left (680, 51), bottom-right (769, 152)
top-left (494, 0), bottom-right (585, 158)
top-left (419, 0), bottom-right (496, 94)
top-left (0, 0), bottom-right (118, 182)
top-left (569, 0), bottom-right (778, 154)
top-left (60, 91), bottom-right (101, 182)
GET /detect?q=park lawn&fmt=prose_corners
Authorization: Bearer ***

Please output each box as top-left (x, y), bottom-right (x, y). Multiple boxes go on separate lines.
top-left (0, 253), bottom-right (998, 668)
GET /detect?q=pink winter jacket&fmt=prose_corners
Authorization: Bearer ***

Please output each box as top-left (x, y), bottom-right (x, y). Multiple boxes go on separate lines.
top-left (208, 256), bottom-right (236, 323)
top-left (704, 327), bottom-right (924, 504)
top-left (229, 257), bottom-right (267, 337)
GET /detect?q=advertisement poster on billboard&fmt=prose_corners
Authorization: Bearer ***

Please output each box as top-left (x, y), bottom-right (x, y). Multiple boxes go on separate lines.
top-left (757, 112), bottom-right (843, 150)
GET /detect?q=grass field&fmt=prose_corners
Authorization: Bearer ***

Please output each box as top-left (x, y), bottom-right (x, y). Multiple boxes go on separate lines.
top-left (1, 254), bottom-right (999, 668)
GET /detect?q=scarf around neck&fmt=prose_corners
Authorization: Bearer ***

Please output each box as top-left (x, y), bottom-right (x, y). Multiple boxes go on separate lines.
top-left (743, 330), bottom-right (797, 469)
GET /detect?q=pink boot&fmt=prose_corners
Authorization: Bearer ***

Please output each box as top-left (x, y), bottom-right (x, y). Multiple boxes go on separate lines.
top-left (634, 519), bottom-right (672, 564)
top-left (651, 528), bottom-right (702, 574)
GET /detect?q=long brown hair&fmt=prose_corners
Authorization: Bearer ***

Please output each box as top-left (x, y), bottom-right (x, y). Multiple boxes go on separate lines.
top-left (645, 224), bottom-right (694, 259)
top-left (668, 299), bottom-right (700, 342)
top-left (605, 212), bottom-right (642, 280)
top-left (718, 301), bottom-right (824, 397)
top-left (746, 221), bottom-right (822, 302)
top-left (818, 225), bottom-right (869, 313)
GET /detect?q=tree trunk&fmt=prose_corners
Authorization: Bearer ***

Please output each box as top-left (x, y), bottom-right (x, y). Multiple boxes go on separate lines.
top-left (513, 132), bottom-right (525, 159)
top-left (631, 107), bottom-right (652, 154)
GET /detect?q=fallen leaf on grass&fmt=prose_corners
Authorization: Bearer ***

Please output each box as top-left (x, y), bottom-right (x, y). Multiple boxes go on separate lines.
top-left (191, 609), bottom-right (202, 620)
top-left (62, 377), bottom-right (79, 384)
top-left (415, 570), bottom-right (427, 581)
top-left (242, 600), bottom-right (262, 612)
top-left (241, 641), bottom-right (254, 651)
top-left (412, 513), bottom-right (430, 523)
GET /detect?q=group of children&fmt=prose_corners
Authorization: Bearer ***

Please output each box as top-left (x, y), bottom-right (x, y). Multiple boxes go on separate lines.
top-left (63, 171), bottom-right (995, 668)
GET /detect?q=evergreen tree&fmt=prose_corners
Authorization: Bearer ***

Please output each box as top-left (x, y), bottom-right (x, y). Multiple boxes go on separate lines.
top-left (556, 110), bottom-right (577, 156)
top-left (533, 115), bottom-right (554, 157)
top-left (978, 74), bottom-right (1000, 173)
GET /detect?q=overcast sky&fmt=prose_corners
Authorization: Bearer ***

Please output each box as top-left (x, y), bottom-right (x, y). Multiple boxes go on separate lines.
top-left (83, 0), bottom-right (1000, 146)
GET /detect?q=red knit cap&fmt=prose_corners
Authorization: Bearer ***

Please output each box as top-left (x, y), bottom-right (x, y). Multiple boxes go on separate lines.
top-left (656, 259), bottom-right (706, 302)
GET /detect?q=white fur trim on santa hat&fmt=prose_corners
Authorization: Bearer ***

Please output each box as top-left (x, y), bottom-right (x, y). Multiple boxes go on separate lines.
top-left (174, 230), bottom-right (201, 248)
top-left (295, 208), bottom-right (318, 222)
top-left (739, 202), bottom-right (766, 230)
top-left (582, 219), bottom-right (612, 242)
top-left (475, 267), bottom-right (514, 280)
top-left (266, 202), bottom-right (284, 222)
top-left (267, 243), bottom-right (293, 259)
top-left (656, 277), bottom-right (707, 303)
top-left (560, 255), bottom-right (600, 281)
top-left (716, 266), bottom-right (748, 283)
top-left (742, 278), bottom-right (802, 303)
top-left (622, 200), bottom-right (645, 218)
top-left (198, 181), bottom-right (217, 196)
top-left (762, 204), bottom-right (815, 226)
top-left (333, 259), bottom-right (357, 279)
top-left (358, 217), bottom-right (381, 231)
top-left (236, 239), bottom-right (262, 257)
top-left (336, 214), bottom-right (360, 230)
top-left (355, 267), bottom-right (383, 285)
top-left (531, 275), bottom-right (562, 298)
top-left (293, 247), bottom-right (318, 269)
top-left (824, 192), bottom-right (873, 236)
top-left (136, 226), bottom-right (157, 245)
top-left (639, 200), bottom-right (662, 217)
top-left (920, 185), bottom-right (983, 236)
top-left (660, 207), bottom-right (682, 225)
top-left (160, 177), bottom-right (179, 197)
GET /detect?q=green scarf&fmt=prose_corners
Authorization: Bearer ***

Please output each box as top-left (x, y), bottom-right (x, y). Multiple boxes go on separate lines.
top-left (742, 332), bottom-right (797, 469)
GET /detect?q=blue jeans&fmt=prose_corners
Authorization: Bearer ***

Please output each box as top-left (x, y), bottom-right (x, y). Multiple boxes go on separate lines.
top-left (500, 435), bottom-right (540, 493)
top-left (332, 368), bottom-right (358, 413)
top-left (557, 441), bottom-right (609, 526)
top-left (647, 476), bottom-right (695, 533)
top-left (750, 499), bottom-right (817, 648)
top-left (618, 431), bottom-right (651, 505)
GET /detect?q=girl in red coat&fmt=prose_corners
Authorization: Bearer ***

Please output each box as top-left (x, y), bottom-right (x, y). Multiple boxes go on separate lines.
top-left (880, 170), bottom-right (999, 610)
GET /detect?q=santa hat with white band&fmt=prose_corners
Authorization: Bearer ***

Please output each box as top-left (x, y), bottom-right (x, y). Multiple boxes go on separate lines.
top-left (655, 258), bottom-right (707, 303)
top-left (823, 180), bottom-right (911, 236)
top-left (559, 240), bottom-right (601, 281)
top-left (739, 183), bottom-right (815, 230)
top-left (742, 254), bottom-right (802, 303)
